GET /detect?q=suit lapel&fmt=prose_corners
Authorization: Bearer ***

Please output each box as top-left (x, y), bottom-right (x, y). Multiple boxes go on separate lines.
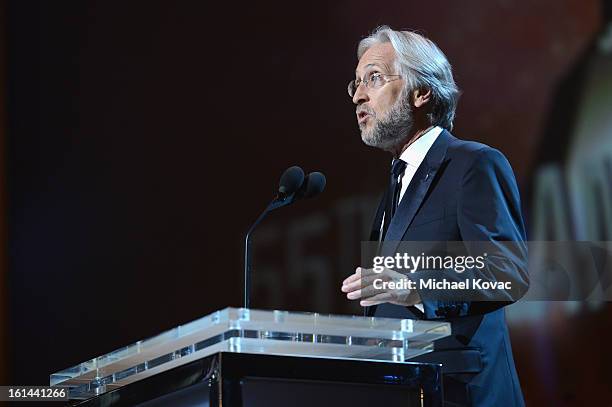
top-left (369, 190), bottom-right (388, 242)
top-left (383, 130), bottom-right (453, 245)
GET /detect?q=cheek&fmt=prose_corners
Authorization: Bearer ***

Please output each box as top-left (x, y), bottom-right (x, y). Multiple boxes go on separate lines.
top-left (383, 85), bottom-right (404, 109)
top-left (376, 96), bottom-right (397, 116)
top-left (375, 89), bottom-right (402, 115)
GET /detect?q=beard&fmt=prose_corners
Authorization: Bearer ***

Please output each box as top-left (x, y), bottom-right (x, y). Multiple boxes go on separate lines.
top-left (359, 96), bottom-right (413, 152)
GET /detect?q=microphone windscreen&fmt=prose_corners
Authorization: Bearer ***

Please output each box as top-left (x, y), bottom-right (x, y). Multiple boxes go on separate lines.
top-left (278, 166), bottom-right (305, 195)
top-left (301, 172), bottom-right (326, 199)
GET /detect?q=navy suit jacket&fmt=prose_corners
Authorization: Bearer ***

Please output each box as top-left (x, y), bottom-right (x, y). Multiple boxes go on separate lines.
top-left (371, 130), bottom-right (529, 407)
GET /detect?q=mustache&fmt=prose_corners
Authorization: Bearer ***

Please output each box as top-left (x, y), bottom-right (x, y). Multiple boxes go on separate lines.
top-left (356, 106), bottom-right (375, 116)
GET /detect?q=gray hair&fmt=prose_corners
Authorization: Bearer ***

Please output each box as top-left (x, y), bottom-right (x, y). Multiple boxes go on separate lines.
top-left (358, 26), bottom-right (460, 130)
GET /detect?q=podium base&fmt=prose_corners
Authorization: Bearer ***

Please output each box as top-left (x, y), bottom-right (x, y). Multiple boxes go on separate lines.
top-left (72, 352), bottom-right (442, 407)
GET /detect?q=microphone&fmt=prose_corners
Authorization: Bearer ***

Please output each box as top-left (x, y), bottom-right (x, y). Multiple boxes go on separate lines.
top-left (296, 172), bottom-right (326, 200)
top-left (278, 166), bottom-right (305, 198)
top-left (243, 167), bottom-right (325, 308)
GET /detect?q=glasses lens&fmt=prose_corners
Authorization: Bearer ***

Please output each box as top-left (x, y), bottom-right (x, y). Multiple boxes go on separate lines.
top-left (348, 80), bottom-right (356, 97)
top-left (370, 74), bottom-right (383, 88)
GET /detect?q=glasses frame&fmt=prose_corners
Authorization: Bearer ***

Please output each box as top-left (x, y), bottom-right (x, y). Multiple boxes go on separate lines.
top-left (348, 73), bottom-right (403, 97)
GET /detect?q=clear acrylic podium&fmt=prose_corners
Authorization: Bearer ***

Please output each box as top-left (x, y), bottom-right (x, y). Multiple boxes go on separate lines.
top-left (51, 308), bottom-right (451, 406)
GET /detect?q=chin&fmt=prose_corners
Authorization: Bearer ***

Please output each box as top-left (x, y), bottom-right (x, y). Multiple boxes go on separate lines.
top-left (361, 133), bottom-right (381, 149)
top-left (360, 131), bottom-right (373, 145)
top-left (361, 132), bottom-right (402, 152)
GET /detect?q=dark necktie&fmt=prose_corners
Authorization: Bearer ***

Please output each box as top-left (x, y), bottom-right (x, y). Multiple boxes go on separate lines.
top-left (381, 158), bottom-right (407, 240)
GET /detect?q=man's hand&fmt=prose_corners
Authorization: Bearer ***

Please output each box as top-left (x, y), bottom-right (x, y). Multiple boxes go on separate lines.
top-left (341, 267), bottom-right (421, 307)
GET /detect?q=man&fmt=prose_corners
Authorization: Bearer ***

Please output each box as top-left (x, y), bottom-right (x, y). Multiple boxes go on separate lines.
top-left (341, 26), bottom-right (529, 407)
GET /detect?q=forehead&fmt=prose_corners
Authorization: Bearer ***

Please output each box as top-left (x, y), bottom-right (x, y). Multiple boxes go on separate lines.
top-left (355, 42), bottom-right (396, 75)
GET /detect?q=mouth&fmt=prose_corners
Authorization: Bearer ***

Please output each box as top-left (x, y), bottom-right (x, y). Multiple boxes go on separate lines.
top-left (357, 111), bottom-right (371, 124)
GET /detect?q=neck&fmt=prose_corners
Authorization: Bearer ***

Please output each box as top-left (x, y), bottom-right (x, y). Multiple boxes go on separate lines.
top-left (391, 124), bottom-right (434, 158)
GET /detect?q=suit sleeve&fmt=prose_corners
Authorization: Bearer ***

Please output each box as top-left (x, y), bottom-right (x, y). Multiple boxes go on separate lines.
top-left (407, 147), bottom-right (529, 319)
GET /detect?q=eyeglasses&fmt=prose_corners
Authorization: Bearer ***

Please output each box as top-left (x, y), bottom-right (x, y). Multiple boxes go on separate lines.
top-left (348, 73), bottom-right (402, 97)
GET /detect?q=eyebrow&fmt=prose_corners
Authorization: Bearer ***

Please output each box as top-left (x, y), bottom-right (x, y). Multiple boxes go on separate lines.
top-left (355, 62), bottom-right (391, 75)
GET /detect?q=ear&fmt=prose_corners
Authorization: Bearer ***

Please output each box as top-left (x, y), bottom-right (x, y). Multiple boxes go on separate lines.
top-left (412, 88), bottom-right (432, 108)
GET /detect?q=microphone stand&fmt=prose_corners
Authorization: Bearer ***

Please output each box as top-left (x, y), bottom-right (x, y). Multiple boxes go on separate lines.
top-left (243, 192), bottom-right (297, 308)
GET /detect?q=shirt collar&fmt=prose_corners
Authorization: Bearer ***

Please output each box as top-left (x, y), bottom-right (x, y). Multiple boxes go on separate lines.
top-left (398, 126), bottom-right (443, 167)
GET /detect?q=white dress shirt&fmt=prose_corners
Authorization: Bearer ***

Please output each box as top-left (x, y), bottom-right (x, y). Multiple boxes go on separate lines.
top-left (397, 126), bottom-right (443, 203)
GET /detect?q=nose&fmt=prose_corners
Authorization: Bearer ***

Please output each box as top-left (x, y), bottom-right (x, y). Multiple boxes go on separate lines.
top-left (352, 82), bottom-right (369, 105)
